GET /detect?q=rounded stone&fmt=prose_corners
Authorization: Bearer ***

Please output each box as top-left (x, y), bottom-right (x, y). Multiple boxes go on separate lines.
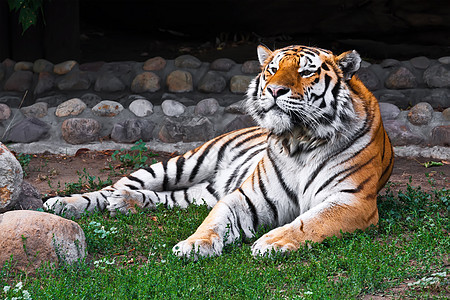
top-left (438, 57), bottom-right (450, 64)
top-left (407, 102), bottom-right (434, 125)
top-left (223, 115), bottom-right (256, 134)
top-left (410, 56), bottom-right (430, 69)
top-left (383, 119), bottom-right (424, 146)
top-left (143, 57), bottom-right (166, 71)
top-left (161, 100), bottom-right (186, 117)
top-left (198, 71), bottom-right (226, 93)
top-left (94, 72), bottom-right (125, 92)
top-left (111, 119), bottom-right (155, 143)
top-left (131, 72), bottom-right (160, 93)
top-left (33, 59), bottom-right (54, 73)
top-left (195, 98), bottom-right (220, 116)
top-left (0, 104), bottom-right (11, 120)
top-left (61, 118), bottom-right (101, 144)
top-left (166, 70), bottom-right (193, 93)
top-left (53, 60), bottom-right (78, 75)
top-left (443, 108), bottom-right (450, 121)
top-left (0, 143), bottom-right (23, 213)
top-left (34, 72), bottom-right (55, 95)
top-left (431, 126), bottom-right (450, 146)
top-left (55, 98), bottom-right (87, 117)
top-left (230, 75), bottom-right (254, 94)
top-left (158, 116), bottom-right (214, 143)
top-left (5, 118), bottom-right (50, 143)
top-left (20, 102), bottom-right (48, 118)
top-left (14, 61), bottom-right (33, 71)
top-left (379, 102), bottom-right (401, 121)
top-left (129, 99), bottom-right (154, 117)
top-left (92, 100), bottom-right (124, 117)
top-left (13, 181), bottom-right (43, 211)
top-left (57, 71), bottom-right (91, 90)
top-left (423, 64), bottom-right (450, 88)
top-left (0, 210), bottom-right (87, 272)
top-left (356, 68), bottom-right (380, 90)
top-left (174, 55), bottom-right (202, 69)
top-left (210, 58), bottom-right (236, 71)
top-left (225, 100), bottom-right (247, 114)
top-left (241, 60), bottom-right (261, 74)
top-left (380, 59), bottom-right (400, 68)
top-left (385, 67), bottom-right (417, 89)
top-left (3, 71), bottom-right (33, 92)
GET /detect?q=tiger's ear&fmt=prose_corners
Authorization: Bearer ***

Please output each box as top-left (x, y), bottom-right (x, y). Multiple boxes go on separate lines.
top-left (336, 50), bottom-right (361, 81)
top-left (257, 44), bottom-right (272, 65)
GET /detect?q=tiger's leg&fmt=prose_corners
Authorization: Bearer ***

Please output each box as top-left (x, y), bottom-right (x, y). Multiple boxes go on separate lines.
top-left (106, 182), bottom-right (219, 216)
top-left (251, 194), bottom-right (379, 256)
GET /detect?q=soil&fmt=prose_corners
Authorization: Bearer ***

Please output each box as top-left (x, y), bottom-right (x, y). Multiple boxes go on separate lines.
top-left (21, 149), bottom-right (449, 200)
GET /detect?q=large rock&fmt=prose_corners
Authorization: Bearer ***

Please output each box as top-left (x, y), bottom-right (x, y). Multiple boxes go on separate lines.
top-left (33, 58), bottom-right (53, 73)
top-left (14, 61), bottom-right (33, 71)
top-left (55, 98), bottom-right (87, 117)
top-left (230, 75), bottom-right (253, 94)
top-left (223, 115), bottom-right (256, 133)
top-left (379, 102), bottom-right (401, 121)
top-left (198, 71), bottom-right (226, 93)
top-left (131, 72), bottom-right (160, 93)
top-left (210, 58), bottom-right (236, 71)
top-left (92, 100), bottom-right (124, 117)
top-left (174, 55), bottom-right (202, 68)
top-left (34, 72), bottom-right (55, 95)
top-left (241, 60), bottom-right (260, 74)
top-left (431, 126), bottom-right (450, 146)
top-left (53, 60), bottom-right (78, 75)
top-left (5, 118), bottom-right (50, 143)
top-left (166, 70), bottom-right (193, 93)
top-left (195, 98), bottom-right (220, 116)
top-left (383, 119), bottom-right (424, 146)
top-left (423, 64), bottom-right (450, 88)
top-left (384, 67), bottom-right (417, 89)
top-left (159, 116), bottom-right (215, 143)
top-left (57, 70), bottom-right (91, 90)
top-left (61, 118), bottom-right (101, 144)
top-left (407, 102), bottom-right (434, 125)
top-left (143, 57), bottom-right (166, 71)
top-left (12, 181), bottom-right (43, 211)
top-left (161, 100), bottom-right (186, 117)
top-left (111, 119), bottom-right (155, 143)
top-left (356, 68), bottom-right (380, 90)
top-left (0, 143), bottom-right (23, 213)
top-left (94, 72), bottom-right (125, 92)
top-left (20, 102), bottom-right (48, 118)
top-left (3, 71), bottom-right (33, 92)
top-left (0, 104), bottom-right (11, 120)
top-left (80, 93), bottom-right (102, 108)
top-left (0, 210), bottom-right (87, 272)
top-left (129, 99), bottom-right (153, 117)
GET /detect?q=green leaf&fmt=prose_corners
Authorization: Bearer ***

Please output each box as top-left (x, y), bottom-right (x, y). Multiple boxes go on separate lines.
top-left (422, 161), bottom-right (444, 168)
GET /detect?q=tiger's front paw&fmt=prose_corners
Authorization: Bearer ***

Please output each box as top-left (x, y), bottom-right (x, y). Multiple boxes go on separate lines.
top-left (172, 230), bottom-right (223, 260)
top-left (251, 226), bottom-right (300, 256)
top-left (44, 196), bottom-right (84, 218)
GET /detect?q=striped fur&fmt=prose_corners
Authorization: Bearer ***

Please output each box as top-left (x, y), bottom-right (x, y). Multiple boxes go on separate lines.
top-left (44, 45), bottom-right (393, 258)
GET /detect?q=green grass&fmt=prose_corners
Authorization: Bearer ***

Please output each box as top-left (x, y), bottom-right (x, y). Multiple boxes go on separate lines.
top-left (1, 184), bottom-right (448, 299)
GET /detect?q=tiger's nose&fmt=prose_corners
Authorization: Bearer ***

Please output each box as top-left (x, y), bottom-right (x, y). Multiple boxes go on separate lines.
top-left (267, 85), bottom-right (290, 99)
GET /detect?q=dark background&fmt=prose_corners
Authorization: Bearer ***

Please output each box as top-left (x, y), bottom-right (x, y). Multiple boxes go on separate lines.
top-left (1, 0), bottom-right (450, 63)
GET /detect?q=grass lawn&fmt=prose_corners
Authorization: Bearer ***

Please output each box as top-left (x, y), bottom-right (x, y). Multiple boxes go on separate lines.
top-left (3, 148), bottom-right (449, 299)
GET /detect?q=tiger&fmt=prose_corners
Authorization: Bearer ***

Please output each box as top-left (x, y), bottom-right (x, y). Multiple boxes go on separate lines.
top-left (44, 44), bottom-right (394, 258)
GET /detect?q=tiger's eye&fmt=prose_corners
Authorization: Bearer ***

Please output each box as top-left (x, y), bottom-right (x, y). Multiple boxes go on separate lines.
top-left (270, 67), bottom-right (278, 74)
top-left (299, 70), bottom-right (314, 77)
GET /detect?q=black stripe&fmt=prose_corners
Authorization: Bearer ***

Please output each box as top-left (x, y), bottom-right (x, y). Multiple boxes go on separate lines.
top-left (162, 160), bottom-right (169, 190)
top-left (143, 166), bottom-right (156, 178)
top-left (82, 196), bottom-right (91, 210)
top-left (206, 183), bottom-right (219, 200)
top-left (340, 176), bottom-right (373, 194)
top-left (189, 135), bottom-right (226, 182)
top-left (153, 191), bottom-right (161, 203)
top-left (267, 148), bottom-right (298, 207)
top-left (321, 62), bottom-right (330, 71)
top-left (99, 192), bottom-right (108, 200)
top-left (238, 188), bottom-right (258, 231)
top-left (175, 156), bottom-right (185, 184)
top-left (304, 100), bottom-right (372, 193)
top-left (125, 184), bottom-right (139, 190)
top-left (214, 127), bottom-right (261, 172)
top-left (380, 149), bottom-right (394, 180)
top-left (331, 80), bottom-right (341, 100)
top-left (229, 139), bottom-right (266, 164)
top-left (127, 175), bottom-right (145, 188)
top-left (184, 189), bottom-right (191, 203)
top-left (170, 191), bottom-right (176, 205)
top-left (381, 131), bottom-right (386, 160)
top-left (231, 165), bottom-right (251, 192)
top-left (257, 163), bottom-right (279, 226)
top-left (223, 202), bottom-right (243, 234)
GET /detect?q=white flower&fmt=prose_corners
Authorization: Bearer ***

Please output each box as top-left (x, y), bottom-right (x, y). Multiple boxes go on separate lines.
top-left (3, 285), bottom-right (11, 293)
top-left (22, 290), bottom-right (32, 300)
top-left (14, 282), bottom-right (23, 290)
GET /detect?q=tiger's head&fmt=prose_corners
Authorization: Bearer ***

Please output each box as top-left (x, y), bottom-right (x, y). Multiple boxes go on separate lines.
top-left (246, 45), bottom-right (362, 142)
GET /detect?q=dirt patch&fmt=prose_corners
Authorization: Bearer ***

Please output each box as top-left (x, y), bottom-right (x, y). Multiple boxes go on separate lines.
top-left (21, 150), bottom-right (449, 199)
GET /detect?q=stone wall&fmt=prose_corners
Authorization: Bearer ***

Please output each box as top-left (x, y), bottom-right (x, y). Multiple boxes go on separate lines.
top-left (0, 54), bottom-right (449, 152)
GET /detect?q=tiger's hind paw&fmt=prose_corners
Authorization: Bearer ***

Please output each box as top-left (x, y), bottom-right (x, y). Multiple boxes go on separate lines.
top-left (44, 196), bottom-right (84, 218)
top-left (106, 189), bottom-right (153, 216)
